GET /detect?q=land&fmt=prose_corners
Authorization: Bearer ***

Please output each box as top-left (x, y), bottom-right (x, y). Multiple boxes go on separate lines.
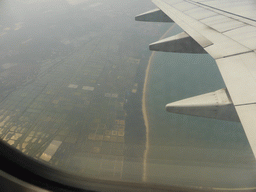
top-left (0, 0), bottom-right (167, 181)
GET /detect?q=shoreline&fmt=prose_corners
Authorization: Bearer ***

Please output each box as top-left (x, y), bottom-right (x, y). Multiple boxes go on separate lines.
top-left (141, 24), bottom-right (176, 182)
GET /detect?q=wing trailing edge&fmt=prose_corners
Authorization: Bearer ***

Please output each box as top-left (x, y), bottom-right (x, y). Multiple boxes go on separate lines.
top-left (136, 6), bottom-right (239, 122)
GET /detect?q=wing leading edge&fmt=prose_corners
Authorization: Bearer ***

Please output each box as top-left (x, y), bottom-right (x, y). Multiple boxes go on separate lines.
top-left (136, 0), bottom-right (256, 159)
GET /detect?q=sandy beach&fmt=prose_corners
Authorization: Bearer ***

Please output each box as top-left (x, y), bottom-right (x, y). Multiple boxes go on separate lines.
top-left (142, 24), bottom-right (176, 182)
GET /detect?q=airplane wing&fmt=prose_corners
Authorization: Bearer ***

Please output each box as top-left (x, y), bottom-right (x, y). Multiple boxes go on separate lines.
top-left (136, 0), bottom-right (256, 158)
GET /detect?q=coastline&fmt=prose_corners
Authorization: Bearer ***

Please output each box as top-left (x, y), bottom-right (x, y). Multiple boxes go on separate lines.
top-left (142, 24), bottom-right (176, 182)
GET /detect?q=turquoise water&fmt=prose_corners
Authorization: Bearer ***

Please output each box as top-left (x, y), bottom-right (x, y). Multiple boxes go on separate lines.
top-left (145, 25), bottom-right (256, 188)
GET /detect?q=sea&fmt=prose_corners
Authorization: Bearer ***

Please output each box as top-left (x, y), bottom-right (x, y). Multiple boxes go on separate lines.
top-left (144, 24), bottom-right (256, 188)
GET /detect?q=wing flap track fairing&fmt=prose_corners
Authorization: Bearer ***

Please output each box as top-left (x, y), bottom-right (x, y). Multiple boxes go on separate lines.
top-left (150, 32), bottom-right (207, 53)
top-left (135, 8), bottom-right (173, 22)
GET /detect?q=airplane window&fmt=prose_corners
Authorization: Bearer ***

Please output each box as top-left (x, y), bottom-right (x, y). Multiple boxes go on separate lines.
top-left (0, 0), bottom-right (256, 190)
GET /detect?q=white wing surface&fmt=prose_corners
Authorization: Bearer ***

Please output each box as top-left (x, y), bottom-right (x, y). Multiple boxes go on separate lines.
top-left (146, 0), bottom-right (256, 158)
